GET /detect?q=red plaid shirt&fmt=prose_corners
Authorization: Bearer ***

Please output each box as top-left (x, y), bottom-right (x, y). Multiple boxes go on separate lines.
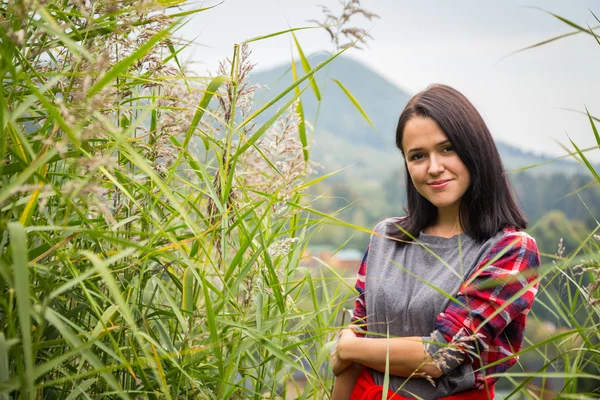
top-left (351, 228), bottom-right (541, 388)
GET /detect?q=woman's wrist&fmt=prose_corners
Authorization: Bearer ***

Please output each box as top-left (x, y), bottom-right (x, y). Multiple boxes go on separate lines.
top-left (338, 330), bottom-right (361, 363)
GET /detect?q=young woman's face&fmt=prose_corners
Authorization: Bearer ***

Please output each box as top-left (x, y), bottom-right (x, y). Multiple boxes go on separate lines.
top-left (402, 116), bottom-right (471, 212)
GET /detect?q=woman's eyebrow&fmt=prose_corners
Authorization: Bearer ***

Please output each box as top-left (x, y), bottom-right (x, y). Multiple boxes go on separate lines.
top-left (406, 140), bottom-right (450, 154)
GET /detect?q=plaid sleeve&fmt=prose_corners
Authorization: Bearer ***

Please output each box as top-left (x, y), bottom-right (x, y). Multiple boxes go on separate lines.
top-left (350, 246), bottom-right (369, 337)
top-left (430, 229), bottom-right (540, 388)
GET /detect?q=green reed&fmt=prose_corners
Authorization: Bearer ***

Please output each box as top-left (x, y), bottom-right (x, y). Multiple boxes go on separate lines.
top-left (0, 0), bottom-right (364, 398)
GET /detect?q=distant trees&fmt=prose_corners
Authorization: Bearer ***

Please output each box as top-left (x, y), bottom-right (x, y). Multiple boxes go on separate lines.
top-left (310, 169), bottom-right (600, 255)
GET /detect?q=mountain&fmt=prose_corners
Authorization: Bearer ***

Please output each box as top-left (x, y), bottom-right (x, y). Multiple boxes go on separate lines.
top-left (250, 52), bottom-right (408, 182)
top-left (249, 53), bottom-right (591, 180)
top-left (249, 54), bottom-right (600, 252)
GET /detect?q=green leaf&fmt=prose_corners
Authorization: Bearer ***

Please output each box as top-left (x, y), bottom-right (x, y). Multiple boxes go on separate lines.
top-left (291, 53), bottom-right (309, 162)
top-left (25, 83), bottom-right (80, 146)
top-left (153, 277), bottom-right (189, 331)
top-left (541, 9), bottom-right (597, 33)
top-left (0, 94), bottom-right (6, 179)
top-left (183, 75), bottom-right (231, 149)
top-left (489, 371), bottom-right (600, 380)
top-left (88, 27), bottom-right (173, 98)
top-left (331, 78), bottom-right (376, 131)
top-left (255, 286), bottom-right (263, 331)
top-left (0, 333), bottom-right (17, 400)
top-left (10, 76), bottom-right (62, 124)
top-left (297, 167), bottom-right (347, 190)
top-left (587, 23), bottom-right (600, 47)
top-left (104, 124), bottom-right (203, 239)
top-left (586, 106), bottom-right (600, 147)
top-left (569, 136), bottom-right (600, 183)
top-left (0, 150), bottom-right (82, 177)
top-left (181, 267), bottom-right (194, 314)
top-left (242, 26), bottom-right (319, 44)
top-left (317, 340), bottom-right (336, 367)
top-left (82, 251), bottom-right (172, 399)
top-left (8, 222), bottom-right (34, 400)
top-left (200, 273), bottom-right (223, 377)
top-left (505, 21), bottom-right (600, 57)
top-left (219, 320), bottom-right (314, 378)
top-left (301, 267), bottom-right (322, 330)
top-left (233, 84), bottom-right (308, 159)
top-left (36, 7), bottom-right (93, 61)
top-left (292, 32), bottom-right (321, 101)
top-left (39, 307), bottom-right (129, 400)
top-left (237, 44), bottom-right (354, 131)
top-left (65, 378), bottom-right (97, 400)
top-left (170, 136), bottom-right (224, 215)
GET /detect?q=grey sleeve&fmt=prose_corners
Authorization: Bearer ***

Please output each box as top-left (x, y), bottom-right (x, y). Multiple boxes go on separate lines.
top-left (423, 330), bottom-right (476, 395)
top-left (423, 330), bottom-right (466, 375)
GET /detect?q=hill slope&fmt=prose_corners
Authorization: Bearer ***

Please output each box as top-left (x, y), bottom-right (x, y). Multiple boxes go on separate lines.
top-left (250, 53), bottom-right (589, 179)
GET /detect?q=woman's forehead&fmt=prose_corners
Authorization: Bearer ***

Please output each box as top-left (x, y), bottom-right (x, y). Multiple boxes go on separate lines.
top-left (402, 117), bottom-right (449, 149)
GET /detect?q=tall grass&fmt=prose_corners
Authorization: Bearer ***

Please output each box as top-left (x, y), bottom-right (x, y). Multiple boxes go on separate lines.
top-left (0, 0), bottom-right (364, 398)
top-left (1, 1), bottom-right (599, 399)
top-left (489, 11), bottom-right (600, 399)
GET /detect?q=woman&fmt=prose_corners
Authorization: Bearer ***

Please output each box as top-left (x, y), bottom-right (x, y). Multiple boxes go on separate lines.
top-left (330, 84), bottom-right (541, 399)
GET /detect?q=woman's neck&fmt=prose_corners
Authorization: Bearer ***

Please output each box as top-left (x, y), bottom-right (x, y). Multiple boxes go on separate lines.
top-left (424, 204), bottom-right (463, 238)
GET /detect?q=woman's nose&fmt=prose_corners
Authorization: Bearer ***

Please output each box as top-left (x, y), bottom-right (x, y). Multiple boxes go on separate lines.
top-left (428, 155), bottom-right (445, 175)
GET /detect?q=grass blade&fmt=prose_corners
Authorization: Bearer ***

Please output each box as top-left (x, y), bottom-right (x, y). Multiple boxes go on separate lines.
top-left (200, 273), bottom-right (223, 380)
top-left (8, 222), bottom-right (34, 400)
top-left (88, 27), bottom-right (172, 98)
top-left (292, 32), bottom-right (321, 101)
top-left (36, 7), bottom-right (93, 60)
top-left (242, 26), bottom-right (319, 44)
top-left (183, 75), bottom-right (231, 148)
top-left (181, 267), bottom-right (194, 314)
top-left (504, 20), bottom-right (600, 58)
top-left (40, 307), bottom-right (129, 400)
top-left (331, 78), bottom-right (376, 131)
top-left (290, 52), bottom-right (309, 162)
top-left (233, 84), bottom-right (308, 158)
top-left (0, 333), bottom-right (18, 400)
top-left (586, 106), bottom-right (600, 147)
top-left (64, 378), bottom-right (97, 400)
top-left (569, 136), bottom-right (600, 183)
top-left (237, 44), bottom-right (353, 131)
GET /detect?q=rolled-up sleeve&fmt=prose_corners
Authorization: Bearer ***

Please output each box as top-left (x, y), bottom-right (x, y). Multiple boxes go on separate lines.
top-left (426, 230), bottom-right (541, 385)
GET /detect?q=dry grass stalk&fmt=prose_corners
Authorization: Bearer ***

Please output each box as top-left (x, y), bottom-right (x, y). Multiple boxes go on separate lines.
top-left (424, 328), bottom-right (486, 373)
top-left (308, 0), bottom-right (379, 50)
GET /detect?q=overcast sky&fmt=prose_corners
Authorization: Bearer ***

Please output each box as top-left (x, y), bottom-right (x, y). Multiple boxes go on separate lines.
top-left (179, 0), bottom-right (600, 161)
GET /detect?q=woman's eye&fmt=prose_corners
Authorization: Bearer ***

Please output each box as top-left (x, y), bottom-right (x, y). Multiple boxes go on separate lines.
top-left (442, 145), bottom-right (454, 153)
top-left (410, 153), bottom-right (424, 161)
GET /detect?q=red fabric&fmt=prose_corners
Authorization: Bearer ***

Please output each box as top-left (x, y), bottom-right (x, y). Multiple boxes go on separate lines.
top-left (350, 367), bottom-right (495, 400)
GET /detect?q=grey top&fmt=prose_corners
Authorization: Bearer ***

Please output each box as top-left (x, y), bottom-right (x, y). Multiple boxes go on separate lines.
top-left (365, 217), bottom-right (506, 398)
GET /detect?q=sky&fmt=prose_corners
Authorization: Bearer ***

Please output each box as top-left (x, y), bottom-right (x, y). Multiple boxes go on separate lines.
top-left (178, 0), bottom-right (600, 161)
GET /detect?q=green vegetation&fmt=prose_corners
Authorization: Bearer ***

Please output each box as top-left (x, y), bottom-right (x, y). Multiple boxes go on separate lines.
top-left (0, 0), bottom-right (362, 397)
top-left (0, 0), bottom-right (599, 399)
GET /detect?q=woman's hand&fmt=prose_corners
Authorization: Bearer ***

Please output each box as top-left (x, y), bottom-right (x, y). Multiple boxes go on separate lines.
top-left (331, 328), bottom-right (359, 376)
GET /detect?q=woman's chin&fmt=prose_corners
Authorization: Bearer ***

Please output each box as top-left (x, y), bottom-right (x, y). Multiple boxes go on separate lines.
top-left (427, 198), bottom-right (460, 210)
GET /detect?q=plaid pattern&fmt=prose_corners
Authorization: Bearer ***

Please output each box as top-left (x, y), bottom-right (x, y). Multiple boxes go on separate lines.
top-left (351, 247), bottom-right (368, 338)
top-left (351, 228), bottom-right (541, 388)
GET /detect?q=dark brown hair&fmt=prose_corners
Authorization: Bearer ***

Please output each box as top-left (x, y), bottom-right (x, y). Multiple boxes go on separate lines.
top-left (395, 84), bottom-right (526, 242)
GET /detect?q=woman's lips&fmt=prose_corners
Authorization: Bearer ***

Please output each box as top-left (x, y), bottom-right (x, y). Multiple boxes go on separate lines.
top-left (428, 180), bottom-right (452, 189)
